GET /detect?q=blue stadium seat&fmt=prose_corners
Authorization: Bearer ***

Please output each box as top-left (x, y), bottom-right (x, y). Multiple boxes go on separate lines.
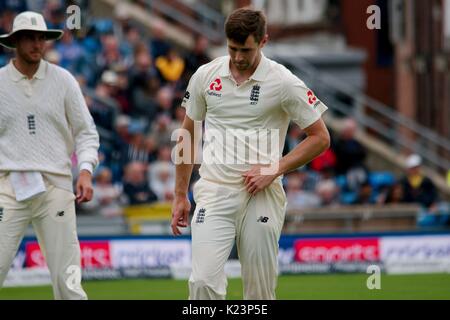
top-left (335, 175), bottom-right (347, 189)
top-left (368, 171), bottom-right (395, 189)
top-left (340, 191), bottom-right (358, 204)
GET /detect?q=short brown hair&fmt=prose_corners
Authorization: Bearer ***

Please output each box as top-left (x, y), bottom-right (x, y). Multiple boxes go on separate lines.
top-left (225, 8), bottom-right (267, 44)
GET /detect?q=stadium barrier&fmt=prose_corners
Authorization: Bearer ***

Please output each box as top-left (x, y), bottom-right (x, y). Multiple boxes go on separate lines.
top-left (5, 232), bottom-right (450, 287)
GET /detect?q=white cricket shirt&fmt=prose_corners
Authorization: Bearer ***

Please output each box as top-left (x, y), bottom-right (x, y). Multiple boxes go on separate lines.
top-left (0, 59), bottom-right (99, 191)
top-left (181, 54), bottom-right (327, 185)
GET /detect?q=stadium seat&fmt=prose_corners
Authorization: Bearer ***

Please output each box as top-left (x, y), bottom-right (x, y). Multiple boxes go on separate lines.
top-left (368, 171), bottom-right (395, 189)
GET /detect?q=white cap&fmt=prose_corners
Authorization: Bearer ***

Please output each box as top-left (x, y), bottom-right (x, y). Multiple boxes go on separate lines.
top-left (406, 154), bottom-right (422, 169)
top-left (101, 70), bottom-right (118, 86)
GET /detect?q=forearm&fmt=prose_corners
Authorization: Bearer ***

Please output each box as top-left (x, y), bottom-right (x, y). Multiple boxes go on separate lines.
top-left (174, 115), bottom-right (198, 197)
top-left (277, 134), bottom-right (329, 176)
top-left (175, 163), bottom-right (194, 196)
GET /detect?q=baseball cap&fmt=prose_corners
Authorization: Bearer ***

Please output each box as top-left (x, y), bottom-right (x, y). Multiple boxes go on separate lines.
top-left (405, 154), bottom-right (422, 169)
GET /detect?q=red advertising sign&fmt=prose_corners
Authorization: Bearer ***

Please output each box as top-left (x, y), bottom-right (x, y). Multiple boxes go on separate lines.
top-left (294, 238), bottom-right (380, 263)
top-left (25, 241), bottom-right (112, 268)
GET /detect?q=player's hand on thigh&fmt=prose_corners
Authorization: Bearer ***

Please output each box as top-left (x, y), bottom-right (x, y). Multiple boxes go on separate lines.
top-left (171, 195), bottom-right (191, 235)
top-left (76, 170), bottom-right (94, 204)
top-left (242, 164), bottom-right (278, 195)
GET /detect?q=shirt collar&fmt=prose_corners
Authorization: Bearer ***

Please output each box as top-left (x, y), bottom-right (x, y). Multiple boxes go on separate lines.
top-left (218, 56), bottom-right (231, 78)
top-left (251, 53), bottom-right (270, 81)
top-left (8, 59), bottom-right (47, 82)
top-left (219, 53), bottom-right (270, 82)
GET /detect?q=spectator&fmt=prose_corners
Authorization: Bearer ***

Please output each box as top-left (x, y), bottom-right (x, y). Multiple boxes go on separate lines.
top-left (122, 161), bottom-right (158, 205)
top-left (149, 21), bottom-right (170, 59)
top-left (155, 47), bottom-right (185, 84)
top-left (96, 34), bottom-right (126, 79)
top-left (285, 172), bottom-right (321, 211)
top-left (156, 86), bottom-right (175, 114)
top-left (184, 34), bottom-right (210, 77)
top-left (44, 48), bottom-right (61, 65)
top-left (144, 136), bottom-right (158, 163)
top-left (43, 1), bottom-right (65, 30)
top-left (334, 119), bottom-right (365, 168)
top-left (55, 29), bottom-right (85, 75)
top-left (97, 69), bottom-right (130, 114)
top-left (80, 167), bottom-right (124, 218)
top-left (85, 93), bottom-right (115, 132)
top-left (316, 179), bottom-right (340, 207)
top-left (148, 161), bottom-right (175, 202)
top-left (309, 147), bottom-right (337, 174)
top-left (334, 118), bottom-right (368, 178)
top-left (113, 114), bottom-right (131, 149)
top-left (129, 45), bottom-right (160, 119)
top-left (380, 182), bottom-right (405, 204)
top-left (283, 123), bottom-right (303, 156)
top-left (172, 105), bottom-right (186, 128)
top-left (400, 154), bottom-right (438, 208)
top-left (354, 181), bottom-right (375, 205)
top-left (0, 0), bottom-right (27, 13)
top-left (149, 113), bottom-right (177, 148)
top-left (119, 120), bottom-right (150, 167)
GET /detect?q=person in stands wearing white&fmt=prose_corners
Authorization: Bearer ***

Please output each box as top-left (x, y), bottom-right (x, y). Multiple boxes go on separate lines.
top-left (0, 12), bottom-right (99, 300)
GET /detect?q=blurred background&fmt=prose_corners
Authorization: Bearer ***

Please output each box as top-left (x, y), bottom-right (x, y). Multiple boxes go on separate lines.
top-left (1, 0), bottom-right (450, 298)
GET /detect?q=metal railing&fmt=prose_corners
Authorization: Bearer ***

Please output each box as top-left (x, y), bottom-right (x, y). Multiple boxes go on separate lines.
top-left (146, 0), bottom-right (224, 43)
top-left (275, 56), bottom-right (450, 173)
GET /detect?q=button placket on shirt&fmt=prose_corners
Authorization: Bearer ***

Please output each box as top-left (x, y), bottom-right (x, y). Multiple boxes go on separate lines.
top-left (24, 79), bottom-right (33, 97)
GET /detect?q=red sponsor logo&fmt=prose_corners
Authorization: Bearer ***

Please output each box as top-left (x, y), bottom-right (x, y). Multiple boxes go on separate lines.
top-left (307, 90), bottom-right (317, 105)
top-left (294, 238), bottom-right (380, 263)
top-left (25, 241), bottom-right (112, 268)
top-left (209, 78), bottom-right (222, 91)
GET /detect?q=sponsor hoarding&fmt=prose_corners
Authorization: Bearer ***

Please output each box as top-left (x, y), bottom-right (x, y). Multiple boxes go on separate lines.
top-left (23, 239), bottom-right (191, 269)
top-left (294, 238), bottom-right (380, 263)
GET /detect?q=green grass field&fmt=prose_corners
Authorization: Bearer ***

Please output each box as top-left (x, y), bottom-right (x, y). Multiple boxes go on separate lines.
top-left (1, 273), bottom-right (450, 300)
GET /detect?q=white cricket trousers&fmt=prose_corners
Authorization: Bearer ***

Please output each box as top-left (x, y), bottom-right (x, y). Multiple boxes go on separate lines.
top-left (0, 174), bottom-right (87, 300)
top-left (189, 178), bottom-right (287, 300)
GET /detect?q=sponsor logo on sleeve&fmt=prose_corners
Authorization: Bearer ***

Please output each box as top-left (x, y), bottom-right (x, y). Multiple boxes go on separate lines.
top-left (307, 90), bottom-right (321, 108)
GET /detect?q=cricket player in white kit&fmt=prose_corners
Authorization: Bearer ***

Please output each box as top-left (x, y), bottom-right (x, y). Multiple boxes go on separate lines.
top-left (171, 8), bottom-right (330, 300)
top-left (0, 12), bottom-right (99, 299)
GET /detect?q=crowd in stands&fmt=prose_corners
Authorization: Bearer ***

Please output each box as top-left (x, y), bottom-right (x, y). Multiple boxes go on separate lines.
top-left (1, 1), bottom-right (448, 227)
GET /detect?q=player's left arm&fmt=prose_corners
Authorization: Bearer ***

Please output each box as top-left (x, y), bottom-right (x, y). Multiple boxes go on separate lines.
top-left (64, 73), bottom-right (100, 203)
top-left (243, 118), bottom-right (329, 195)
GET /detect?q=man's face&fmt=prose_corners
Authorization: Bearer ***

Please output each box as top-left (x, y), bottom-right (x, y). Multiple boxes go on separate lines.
top-left (227, 34), bottom-right (267, 71)
top-left (14, 31), bottom-right (46, 64)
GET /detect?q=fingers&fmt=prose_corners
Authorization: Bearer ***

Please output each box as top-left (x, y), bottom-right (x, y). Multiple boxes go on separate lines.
top-left (245, 179), bottom-right (259, 195)
top-left (247, 183), bottom-right (259, 195)
top-left (171, 218), bottom-right (181, 236)
top-left (76, 181), bottom-right (82, 201)
top-left (76, 183), bottom-right (93, 204)
top-left (171, 209), bottom-right (188, 236)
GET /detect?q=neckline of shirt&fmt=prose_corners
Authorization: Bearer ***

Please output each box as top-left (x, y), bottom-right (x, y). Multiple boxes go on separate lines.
top-left (8, 59), bottom-right (47, 82)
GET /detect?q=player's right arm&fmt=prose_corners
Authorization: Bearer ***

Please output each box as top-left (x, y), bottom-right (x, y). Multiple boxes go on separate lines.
top-left (171, 115), bottom-right (196, 235)
top-left (171, 66), bottom-right (206, 235)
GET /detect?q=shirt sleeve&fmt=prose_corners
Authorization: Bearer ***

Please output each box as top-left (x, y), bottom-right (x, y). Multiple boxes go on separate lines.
top-left (181, 68), bottom-right (206, 121)
top-left (64, 73), bottom-right (100, 171)
top-left (281, 68), bottom-right (328, 129)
